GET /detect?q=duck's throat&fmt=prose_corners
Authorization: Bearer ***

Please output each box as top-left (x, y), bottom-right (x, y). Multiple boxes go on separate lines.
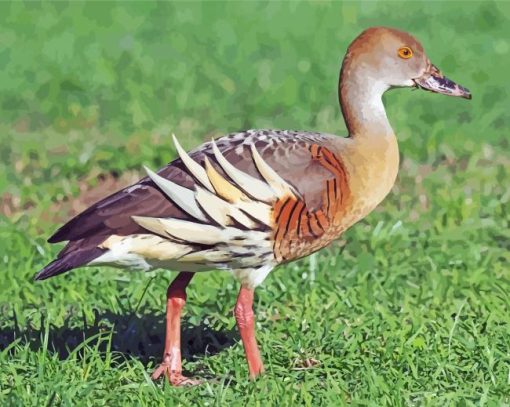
top-left (339, 68), bottom-right (394, 139)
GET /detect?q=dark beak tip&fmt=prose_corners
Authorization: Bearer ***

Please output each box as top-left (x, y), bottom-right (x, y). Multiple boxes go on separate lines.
top-left (459, 88), bottom-right (472, 100)
top-left (458, 84), bottom-right (472, 100)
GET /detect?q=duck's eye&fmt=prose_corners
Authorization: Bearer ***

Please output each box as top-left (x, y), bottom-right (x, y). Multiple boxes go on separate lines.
top-left (398, 47), bottom-right (413, 59)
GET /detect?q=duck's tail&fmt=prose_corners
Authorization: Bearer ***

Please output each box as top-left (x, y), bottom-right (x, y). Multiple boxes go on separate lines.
top-left (34, 243), bottom-right (105, 281)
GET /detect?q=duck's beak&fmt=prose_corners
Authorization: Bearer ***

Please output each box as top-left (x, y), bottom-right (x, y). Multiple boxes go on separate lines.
top-left (413, 64), bottom-right (471, 99)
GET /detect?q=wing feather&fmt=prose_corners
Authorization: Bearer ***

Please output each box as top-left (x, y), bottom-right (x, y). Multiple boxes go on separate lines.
top-left (211, 139), bottom-right (276, 203)
top-left (250, 144), bottom-right (297, 199)
top-left (143, 166), bottom-right (208, 222)
top-left (172, 134), bottom-right (215, 192)
top-left (194, 186), bottom-right (257, 229)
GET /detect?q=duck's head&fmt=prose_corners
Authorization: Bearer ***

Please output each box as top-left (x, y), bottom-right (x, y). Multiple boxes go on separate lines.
top-left (342, 26), bottom-right (471, 99)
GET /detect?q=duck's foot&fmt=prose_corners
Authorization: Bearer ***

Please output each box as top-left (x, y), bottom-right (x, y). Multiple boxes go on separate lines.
top-left (249, 365), bottom-right (265, 380)
top-left (151, 363), bottom-right (203, 386)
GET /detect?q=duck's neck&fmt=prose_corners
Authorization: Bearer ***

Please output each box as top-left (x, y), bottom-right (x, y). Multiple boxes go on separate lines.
top-left (337, 64), bottom-right (400, 210)
top-left (338, 65), bottom-right (394, 140)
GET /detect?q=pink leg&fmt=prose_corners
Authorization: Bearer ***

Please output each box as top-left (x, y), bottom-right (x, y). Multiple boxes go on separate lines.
top-left (151, 272), bottom-right (200, 386)
top-left (234, 286), bottom-right (265, 379)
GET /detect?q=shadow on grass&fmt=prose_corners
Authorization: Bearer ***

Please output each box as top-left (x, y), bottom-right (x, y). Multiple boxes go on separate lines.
top-left (0, 310), bottom-right (237, 365)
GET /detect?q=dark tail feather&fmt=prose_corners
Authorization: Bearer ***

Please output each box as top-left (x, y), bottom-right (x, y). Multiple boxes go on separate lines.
top-left (35, 247), bottom-right (104, 281)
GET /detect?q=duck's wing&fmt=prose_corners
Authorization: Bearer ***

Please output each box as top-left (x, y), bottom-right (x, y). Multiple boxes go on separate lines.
top-left (37, 130), bottom-right (348, 280)
top-left (48, 130), bottom-right (337, 244)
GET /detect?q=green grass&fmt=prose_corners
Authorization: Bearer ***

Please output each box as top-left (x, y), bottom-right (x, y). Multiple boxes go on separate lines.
top-left (1, 1), bottom-right (509, 405)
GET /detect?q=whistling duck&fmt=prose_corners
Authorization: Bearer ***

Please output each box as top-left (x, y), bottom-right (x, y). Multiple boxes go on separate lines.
top-left (36, 27), bottom-right (471, 385)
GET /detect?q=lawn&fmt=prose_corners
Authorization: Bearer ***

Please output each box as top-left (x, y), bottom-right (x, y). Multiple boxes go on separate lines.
top-left (0, 1), bottom-right (509, 405)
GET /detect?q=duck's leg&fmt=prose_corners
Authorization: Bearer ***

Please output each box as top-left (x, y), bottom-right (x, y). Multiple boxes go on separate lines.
top-left (234, 285), bottom-right (265, 379)
top-left (151, 271), bottom-right (200, 386)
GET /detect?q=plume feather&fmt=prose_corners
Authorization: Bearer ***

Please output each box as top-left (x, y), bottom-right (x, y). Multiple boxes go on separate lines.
top-left (211, 139), bottom-right (275, 203)
top-left (144, 165), bottom-right (207, 222)
top-left (250, 144), bottom-right (296, 198)
top-left (172, 134), bottom-right (215, 192)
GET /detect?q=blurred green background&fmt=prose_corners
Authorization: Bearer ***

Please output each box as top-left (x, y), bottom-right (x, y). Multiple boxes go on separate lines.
top-left (0, 1), bottom-right (509, 405)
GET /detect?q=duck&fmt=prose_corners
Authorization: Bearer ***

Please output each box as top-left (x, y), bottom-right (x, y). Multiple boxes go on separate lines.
top-left (35, 26), bottom-right (471, 386)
